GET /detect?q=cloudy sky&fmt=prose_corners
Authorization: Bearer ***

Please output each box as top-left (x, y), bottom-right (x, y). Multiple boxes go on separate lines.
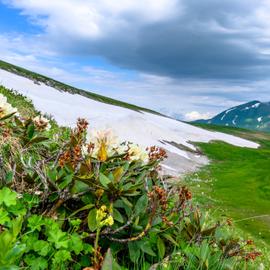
top-left (1, 0), bottom-right (270, 120)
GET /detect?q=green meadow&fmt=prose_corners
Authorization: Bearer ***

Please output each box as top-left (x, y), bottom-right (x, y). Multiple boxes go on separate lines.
top-left (190, 124), bottom-right (270, 249)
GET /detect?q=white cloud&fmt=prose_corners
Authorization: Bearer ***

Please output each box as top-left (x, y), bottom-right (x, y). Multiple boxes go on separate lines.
top-left (5, 0), bottom-right (179, 39)
top-left (184, 111), bottom-right (213, 121)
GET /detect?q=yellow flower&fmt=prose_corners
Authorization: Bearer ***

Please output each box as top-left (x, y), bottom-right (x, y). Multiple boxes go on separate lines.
top-left (95, 189), bottom-right (104, 198)
top-left (100, 205), bottom-right (107, 212)
top-left (96, 205), bottom-right (107, 222)
top-left (96, 205), bottom-right (114, 227)
top-left (97, 140), bottom-right (107, 161)
top-left (105, 215), bottom-right (114, 226)
top-left (100, 215), bottom-right (114, 227)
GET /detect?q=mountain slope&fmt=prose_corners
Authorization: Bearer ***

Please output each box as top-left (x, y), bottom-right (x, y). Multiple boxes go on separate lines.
top-left (0, 62), bottom-right (259, 175)
top-left (195, 100), bottom-right (270, 132)
top-left (0, 60), bottom-right (160, 114)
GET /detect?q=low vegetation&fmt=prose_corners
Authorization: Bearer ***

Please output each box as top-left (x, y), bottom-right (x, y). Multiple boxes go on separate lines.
top-left (0, 87), bottom-right (266, 269)
top-left (188, 123), bottom-right (270, 263)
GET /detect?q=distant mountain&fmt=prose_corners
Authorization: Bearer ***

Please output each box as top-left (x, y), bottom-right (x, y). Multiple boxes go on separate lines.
top-left (195, 100), bottom-right (270, 132)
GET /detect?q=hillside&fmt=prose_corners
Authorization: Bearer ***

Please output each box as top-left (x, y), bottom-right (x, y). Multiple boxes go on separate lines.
top-left (0, 87), bottom-right (266, 269)
top-left (0, 60), bottom-right (159, 114)
top-left (0, 61), bottom-right (259, 177)
top-left (195, 100), bottom-right (270, 132)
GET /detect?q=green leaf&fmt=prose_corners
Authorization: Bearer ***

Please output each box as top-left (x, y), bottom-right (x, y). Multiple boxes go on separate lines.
top-left (69, 233), bottom-right (84, 255)
top-left (5, 171), bottom-right (14, 184)
top-left (128, 242), bottom-right (141, 263)
top-left (58, 174), bottom-right (73, 189)
top-left (140, 241), bottom-right (156, 257)
top-left (113, 208), bottom-right (124, 223)
top-left (28, 136), bottom-right (48, 145)
top-left (134, 194), bottom-right (148, 216)
top-left (157, 237), bottom-right (166, 258)
top-left (0, 187), bottom-right (17, 207)
top-left (33, 240), bottom-right (51, 256)
top-left (102, 248), bottom-right (122, 270)
top-left (48, 228), bottom-right (69, 249)
top-left (121, 197), bottom-right (133, 208)
top-left (53, 250), bottom-right (71, 264)
top-left (101, 248), bottom-right (113, 270)
top-left (162, 233), bottom-right (179, 246)
top-left (27, 124), bottom-right (35, 139)
top-left (69, 203), bottom-right (94, 218)
top-left (0, 208), bottom-right (11, 225)
top-left (99, 172), bottom-right (111, 188)
top-left (27, 215), bottom-right (45, 231)
top-left (87, 208), bottom-right (97, 232)
top-left (24, 255), bottom-right (48, 270)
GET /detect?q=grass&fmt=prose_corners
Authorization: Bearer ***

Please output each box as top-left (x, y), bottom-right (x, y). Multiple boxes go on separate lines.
top-left (0, 85), bottom-right (37, 117)
top-left (188, 123), bottom-right (270, 249)
top-left (0, 59), bottom-right (161, 115)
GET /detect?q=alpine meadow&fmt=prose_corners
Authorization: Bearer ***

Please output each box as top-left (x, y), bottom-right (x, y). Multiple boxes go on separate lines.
top-left (0, 1), bottom-right (270, 270)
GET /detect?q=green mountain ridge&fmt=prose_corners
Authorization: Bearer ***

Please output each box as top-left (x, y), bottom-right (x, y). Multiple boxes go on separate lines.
top-left (194, 100), bottom-right (270, 132)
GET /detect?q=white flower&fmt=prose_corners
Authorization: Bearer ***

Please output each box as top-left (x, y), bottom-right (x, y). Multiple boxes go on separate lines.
top-left (128, 143), bottom-right (149, 164)
top-left (33, 115), bottom-right (51, 131)
top-left (87, 129), bottom-right (148, 164)
top-left (89, 129), bottom-right (119, 159)
top-left (0, 94), bottom-right (17, 118)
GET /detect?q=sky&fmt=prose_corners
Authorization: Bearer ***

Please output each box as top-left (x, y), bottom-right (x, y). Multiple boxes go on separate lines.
top-left (0, 0), bottom-right (270, 120)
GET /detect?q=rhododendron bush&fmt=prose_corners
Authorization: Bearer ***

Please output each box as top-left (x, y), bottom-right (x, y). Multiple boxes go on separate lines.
top-left (0, 92), bottom-right (264, 269)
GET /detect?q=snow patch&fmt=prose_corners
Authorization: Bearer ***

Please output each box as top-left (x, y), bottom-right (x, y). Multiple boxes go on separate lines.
top-left (232, 115), bottom-right (238, 125)
top-left (0, 69), bottom-right (260, 173)
top-left (251, 102), bottom-right (261, 109)
top-left (221, 108), bottom-right (235, 121)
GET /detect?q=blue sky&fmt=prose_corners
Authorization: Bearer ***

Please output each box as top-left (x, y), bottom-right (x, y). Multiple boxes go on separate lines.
top-left (1, 0), bottom-right (270, 120)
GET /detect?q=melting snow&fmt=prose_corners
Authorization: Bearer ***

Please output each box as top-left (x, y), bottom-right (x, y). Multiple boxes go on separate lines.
top-left (251, 103), bottom-right (261, 109)
top-left (0, 69), bottom-right (260, 174)
top-left (232, 115), bottom-right (238, 125)
top-left (221, 108), bottom-right (235, 121)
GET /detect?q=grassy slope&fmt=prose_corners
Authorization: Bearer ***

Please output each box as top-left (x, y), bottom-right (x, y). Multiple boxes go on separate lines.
top-left (189, 123), bottom-right (270, 248)
top-left (0, 59), bottom-right (161, 115)
top-left (0, 85), bottom-right (37, 117)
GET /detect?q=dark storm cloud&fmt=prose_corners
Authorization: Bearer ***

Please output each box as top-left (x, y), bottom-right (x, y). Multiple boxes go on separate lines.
top-left (57, 0), bottom-right (270, 81)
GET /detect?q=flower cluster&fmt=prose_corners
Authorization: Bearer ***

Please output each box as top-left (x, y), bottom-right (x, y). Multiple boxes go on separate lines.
top-left (127, 143), bottom-right (149, 164)
top-left (0, 93), bottom-right (17, 119)
top-left (88, 129), bottom-right (118, 161)
top-left (147, 146), bottom-right (168, 162)
top-left (244, 251), bottom-right (262, 261)
top-left (59, 144), bottom-right (82, 169)
top-left (77, 118), bottom-right (89, 133)
top-left (153, 186), bottom-right (168, 211)
top-left (87, 128), bottom-right (149, 164)
top-left (33, 115), bottom-right (51, 131)
top-left (96, 205), bottom-right (114, 227)
top-left (178, 186), bottom-right (192, 208)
